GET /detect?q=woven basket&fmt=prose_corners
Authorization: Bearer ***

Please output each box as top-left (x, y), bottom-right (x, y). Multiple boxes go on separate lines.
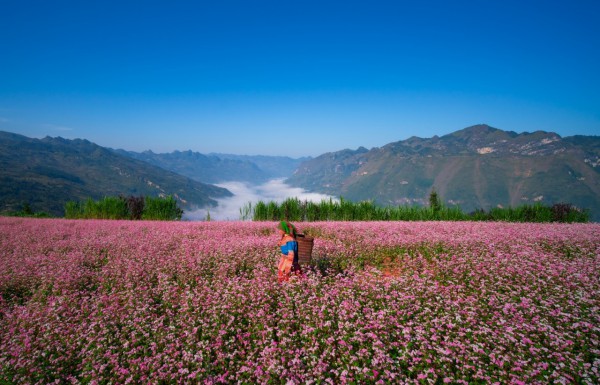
top-left (296, 234), bottom-right (314, 265)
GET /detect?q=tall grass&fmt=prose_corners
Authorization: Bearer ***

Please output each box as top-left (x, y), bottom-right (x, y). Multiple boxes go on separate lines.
top-left (242, 197), bottom-right (589, 223)
top-left (65, 197), bottom-right (128, 220)
top-left (142, 196), bottom-right (183, 221)
top-left (65, 195), bottom-right (183, 220)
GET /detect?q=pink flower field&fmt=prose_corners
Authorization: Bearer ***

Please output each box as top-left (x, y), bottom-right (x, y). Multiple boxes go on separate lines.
top-left (1, 217), bottom-right (599, 384)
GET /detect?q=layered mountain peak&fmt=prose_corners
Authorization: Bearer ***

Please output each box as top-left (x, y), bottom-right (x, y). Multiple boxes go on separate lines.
top-left (451, 124), bottom-right (501, 137)
top-left (390, 124), bottom-right (567, 156)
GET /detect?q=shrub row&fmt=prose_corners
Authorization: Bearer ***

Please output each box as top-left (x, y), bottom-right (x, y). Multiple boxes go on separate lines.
top-left (64, 195), bottom-right (183, 221)
top-left (1, 202), bottom-right (52, 218)
top-left (243, 197), bottom-right (590, 223)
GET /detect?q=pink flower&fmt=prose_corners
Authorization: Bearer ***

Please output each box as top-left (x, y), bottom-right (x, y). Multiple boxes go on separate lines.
top-left (1, 218), bottom-right (599, 384)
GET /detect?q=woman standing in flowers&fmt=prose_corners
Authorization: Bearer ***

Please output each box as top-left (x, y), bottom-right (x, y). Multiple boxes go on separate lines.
top-left (277, 220), bottom-right (301, 282)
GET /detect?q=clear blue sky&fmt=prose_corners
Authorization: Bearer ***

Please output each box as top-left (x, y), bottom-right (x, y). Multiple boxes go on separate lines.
top-left (1, 0), bottom-right (599, 157)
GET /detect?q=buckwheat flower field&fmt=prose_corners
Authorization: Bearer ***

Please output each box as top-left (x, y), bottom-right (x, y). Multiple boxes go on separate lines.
top-left (1, 218), bottom-right (599, 384)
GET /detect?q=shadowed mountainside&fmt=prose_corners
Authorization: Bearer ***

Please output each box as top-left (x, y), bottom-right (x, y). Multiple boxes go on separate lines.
top-left (0, 131), bottom-right (232, 216)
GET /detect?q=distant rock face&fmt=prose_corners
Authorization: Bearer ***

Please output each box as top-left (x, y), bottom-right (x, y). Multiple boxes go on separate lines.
top-left (0, 131), bottom-right (232, 216)
top-left (114, 149), bottom-right (309, 184)
top-left (286, 124), bottom-right (600, 220)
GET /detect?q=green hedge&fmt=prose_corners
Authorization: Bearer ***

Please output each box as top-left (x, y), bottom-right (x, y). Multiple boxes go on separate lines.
top-left (65, 195), bottom-right (183, 221)
top-left (242, 197), bottom-right (589, 223)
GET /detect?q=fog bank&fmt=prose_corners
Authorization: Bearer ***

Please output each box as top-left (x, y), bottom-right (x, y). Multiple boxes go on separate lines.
top-left (184, 178), bottom-right (336, 221)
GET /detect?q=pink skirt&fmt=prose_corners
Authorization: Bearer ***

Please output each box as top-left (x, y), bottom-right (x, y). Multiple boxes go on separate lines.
top-left (278, 255), bottom-right (302, 282)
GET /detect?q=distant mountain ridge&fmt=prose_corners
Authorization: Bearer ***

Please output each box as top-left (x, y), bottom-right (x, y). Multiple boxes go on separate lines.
top-left (0, 131), bottom-right (232, 216)
top-left (209, 153), bottom-right (311, 182)
top-left (286, 124), bottom-right (600, 220)
top-left (3, 125), bottom-right (600, 221)
top-left (114, 149), bottom-right (309, 184)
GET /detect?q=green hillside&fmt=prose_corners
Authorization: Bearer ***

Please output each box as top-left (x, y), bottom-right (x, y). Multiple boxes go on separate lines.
top-left (0, 131), bottom-right (232, 217)
top-left (287, 125), bottom-right (600, 220)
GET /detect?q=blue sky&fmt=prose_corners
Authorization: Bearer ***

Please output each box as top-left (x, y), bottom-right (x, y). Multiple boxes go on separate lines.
top-left (1, 0), bottom-right (599, 157)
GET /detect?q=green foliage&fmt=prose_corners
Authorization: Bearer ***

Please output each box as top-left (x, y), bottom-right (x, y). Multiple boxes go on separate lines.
top-left (65, 197), bottom-right (128, 219)
top-left (64, 195), bottom-right (183, 220)
top-left (486, 202), bottom-right (589, 223)
top-left (141, 196), bottom-right (183, 221)
top-left (239, 203), bottom-right (252, 221)
top-left (97, 196), bottom-right (129, 219)
top-left (428, 188), bottom-right (442, 212)
top-left (63, 201), bottom-right (81, 219)
top-left (21, 202), bottom-right (33, 216)
top-left (0, 202), bottom-right (52, 218)
top-left (245, 197), bottom-right (589, 223)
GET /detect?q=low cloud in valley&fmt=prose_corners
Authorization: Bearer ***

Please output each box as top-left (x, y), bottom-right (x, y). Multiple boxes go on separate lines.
top-left (184, 178), bottom-right (336, 221)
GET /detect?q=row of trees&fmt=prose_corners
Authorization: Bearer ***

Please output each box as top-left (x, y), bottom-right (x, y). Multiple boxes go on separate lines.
top-left (242, 194), bottom-right (590, 223)
top-left (1, 203), bottom-right (52, 218)
top-left (64, 195), bottom-right (183, 221)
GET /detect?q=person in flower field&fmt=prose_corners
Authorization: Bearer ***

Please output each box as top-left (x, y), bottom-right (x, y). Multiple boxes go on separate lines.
top-left (277, 220), bottom-right (302, 282)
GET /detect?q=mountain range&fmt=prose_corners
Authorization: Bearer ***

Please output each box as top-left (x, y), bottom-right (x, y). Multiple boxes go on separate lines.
top-left (113, 149), bottom-right (308, 184)
top-left (0, 131), bottom-right (232, 216)
top-left (2, 125), bottom-right (599, 221)
top-left (286, 124), bottom-right (600, 220)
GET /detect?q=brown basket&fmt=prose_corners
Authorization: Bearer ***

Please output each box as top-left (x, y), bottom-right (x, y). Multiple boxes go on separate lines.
top-left (296, 234), bottom-right (314, 265)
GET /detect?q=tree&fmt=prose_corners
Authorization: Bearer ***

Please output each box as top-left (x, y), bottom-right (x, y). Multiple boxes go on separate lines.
top-left (429, 188), bottom-right (442, 212)
top-left (21, 202), bottom-right (33, 216)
